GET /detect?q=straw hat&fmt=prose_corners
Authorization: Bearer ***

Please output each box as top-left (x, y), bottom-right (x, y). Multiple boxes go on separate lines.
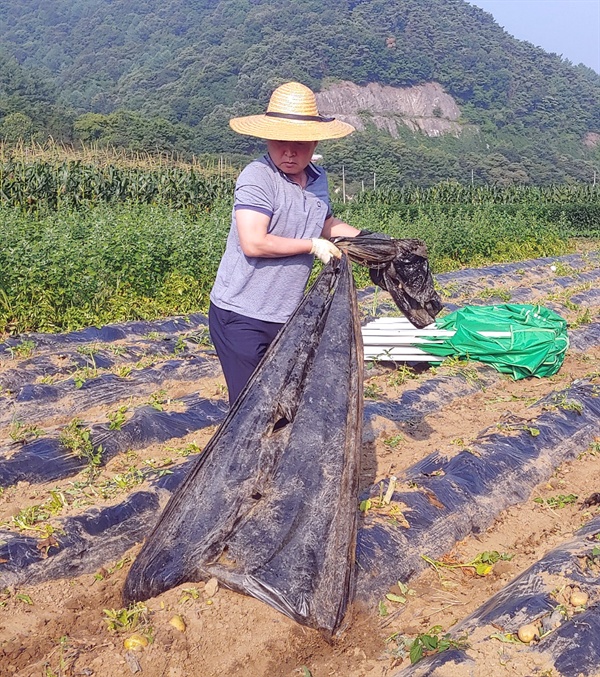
top-left (229, 82), bottom-right (355, 141)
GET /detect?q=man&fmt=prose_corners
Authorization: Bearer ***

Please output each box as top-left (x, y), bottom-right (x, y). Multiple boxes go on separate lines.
top-left (209, 81), bottom-right (359, 404)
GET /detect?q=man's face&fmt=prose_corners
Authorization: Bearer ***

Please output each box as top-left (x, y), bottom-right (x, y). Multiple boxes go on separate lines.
top-left (266, 140), bottom-right (318, 177)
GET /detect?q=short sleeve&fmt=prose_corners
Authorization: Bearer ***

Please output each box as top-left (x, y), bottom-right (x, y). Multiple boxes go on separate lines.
top-left (234, 163), bottom-right (274, 218)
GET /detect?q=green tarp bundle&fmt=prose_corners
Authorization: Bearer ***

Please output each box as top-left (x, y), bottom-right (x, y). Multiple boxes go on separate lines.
top-left (418, 304), bottom-right (569, 380)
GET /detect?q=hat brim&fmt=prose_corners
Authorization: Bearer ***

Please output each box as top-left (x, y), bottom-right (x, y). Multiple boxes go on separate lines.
top-left (229, 114), bottom-right (355, 141)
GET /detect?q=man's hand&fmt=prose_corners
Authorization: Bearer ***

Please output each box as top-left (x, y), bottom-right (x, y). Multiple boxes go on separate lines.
top-left (310, 238), bottom-right (342, 264)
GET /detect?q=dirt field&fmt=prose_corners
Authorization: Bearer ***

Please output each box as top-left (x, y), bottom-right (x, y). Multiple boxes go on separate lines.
top-left (1, 250), bottom-right (600, 677)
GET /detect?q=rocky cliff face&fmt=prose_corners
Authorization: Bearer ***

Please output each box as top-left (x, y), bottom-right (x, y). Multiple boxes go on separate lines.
top-left (316, 81), bottom-right (465, 138)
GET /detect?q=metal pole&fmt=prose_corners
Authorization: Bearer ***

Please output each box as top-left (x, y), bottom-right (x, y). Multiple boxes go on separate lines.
top-left (342, 165), bottom-right (346, 204)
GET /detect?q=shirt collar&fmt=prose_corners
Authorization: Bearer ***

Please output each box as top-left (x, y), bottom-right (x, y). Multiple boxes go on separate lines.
top-left (263, 153), bottom-right (320, 185)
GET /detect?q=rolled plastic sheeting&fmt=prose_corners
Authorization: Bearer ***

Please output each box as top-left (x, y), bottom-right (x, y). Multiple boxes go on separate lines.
top-left (122, 256), bottom-right (364, 635)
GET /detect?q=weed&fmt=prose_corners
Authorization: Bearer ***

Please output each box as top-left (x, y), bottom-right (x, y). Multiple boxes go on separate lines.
top-left (177, 441), bottom-right (203, 456)
top-left (42, 635), bottom-right (70, 677)
top-left (360, 479), bottom-right (410, 528)
top-left (551, 261), bottom-right (576, 277)
top-left (580, 438), bottom-right (600, 459)
top-left (37, 374), bottom-right (60, 385)
top-left (477, 287), bottom-right (512, 302)
top-left (5, 490), bottom-right (67, 536)
top-left (364, 381), bottom-right (383, 399)
top-left (386, 364), bottom-right (418, 388)
top-left (107, 405), bottom-right (128, 431)
top-left (103, 602), bottom-right (150, 633)
top-left (384, 580), bottom-right (416, 605)
top-left (408, 627), bottom-right (469, 664)
top-left (16, 593), bottom-right (33, 605)
top-left (147, 389), bottom-right (168, 410)
top-left (422, 551), bottom-right (513, 577)
top-left (59, 418), bottom-right (103, 476)
top-left (76, 344), bottom-right (98, 358)
top-left (545, 282), bottom-right (591, 311)
top-left (173, 335), bottom-right (188, 355)
top-left (73, 346), bottom-right (101, 387)
top-left (569, 308), bottom-right (592, 329)
top-left (113, 365), bottom-right (132, 378)
top-left (384, 434), bottom-right (405, 449)
top-left (436, 281), bottom-right (461, 298)
top-left (135, 356), bottom-right (157, 370)
top-left (386, 625), bottom-right (469, 665)
top-left (534, 494), bottom-right (578, 509)
top-left (179, 587), bottom-right (201, 603)
top-left (585, 545), bottom-right (600, 570)
top-left (94, 556), bottom-right (131, 581)
top-left (186, 327), bottom-right (213, 348)
top-left (9, 420), bottom-right (44, 443)
top-left (545, 393), bottom-right (584, 415)
top-left (5, 339), bottom-right (36, 359)
top-left (437, 355), bottom-right (482, 386)
top-left (143, 457), bottom-right (174, 478)
top-left (98, 469), bottom-right (145, 498)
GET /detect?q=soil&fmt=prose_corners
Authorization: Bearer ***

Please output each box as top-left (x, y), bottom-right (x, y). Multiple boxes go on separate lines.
top-left (1, 250), bottom-right (600, 677)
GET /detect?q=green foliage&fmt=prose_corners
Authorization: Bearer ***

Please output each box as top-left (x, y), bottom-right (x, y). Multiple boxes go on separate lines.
top-left (3, 489), bottom-right (67, 536)
top-left (0, 202), bottom-right (230, 333)
top-left (103, 602), bottom-right (149, 633)
top-left (408, 627), bottom-right (469, 665)
top-left (0, 158), bottom-right (234, 213)
top-left (0, 173), bottom-right (581, 335)
top-left (5, 339), bottom-right (36, 359)
top-left (59, 418), bottom-right (103, 474)
top-left (387, 625), bottom-right (469, 665)
top-left (9, 420), bottom-right (44, 444)
top-left (534, 494), bottom-right (578, 509)
top-left (107, 406), bottom-right (129, 431)
top-left (422, 551), bottom-right (513, 577)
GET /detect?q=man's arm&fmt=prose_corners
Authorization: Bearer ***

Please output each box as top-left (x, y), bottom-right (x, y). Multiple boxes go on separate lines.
top-left (321, 216), bottom-right (360, 240)
top-left (236, 209), bottom-right (313, 258)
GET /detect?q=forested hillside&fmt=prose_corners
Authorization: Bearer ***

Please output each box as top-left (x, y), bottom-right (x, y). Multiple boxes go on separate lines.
top-left (1, 0), bottom-right (600, 186)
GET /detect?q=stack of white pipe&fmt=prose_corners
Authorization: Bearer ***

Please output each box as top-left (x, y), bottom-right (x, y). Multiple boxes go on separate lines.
top-left (361, 316), bottom-right (511, 362)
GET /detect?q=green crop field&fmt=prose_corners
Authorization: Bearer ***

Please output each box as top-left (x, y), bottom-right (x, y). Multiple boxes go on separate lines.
top-left (1, 155), bottom-right (598, 335)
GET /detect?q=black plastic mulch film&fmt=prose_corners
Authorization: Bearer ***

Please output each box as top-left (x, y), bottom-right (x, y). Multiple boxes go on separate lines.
top-left (0, 251), bottom-right (599, 641)
top-left (356, 382), bottom-right (600, 602)
top-left (394, 516), bottom-right (600, 677)
top-left (122, 256), bottom-right (363, 634)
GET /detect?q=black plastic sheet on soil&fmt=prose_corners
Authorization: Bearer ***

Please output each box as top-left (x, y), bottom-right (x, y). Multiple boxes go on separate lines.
top-left (394, 516), bottom-right (600, 677)
top-left (122, 255), bottom-right (364, 635)
top-left (357, 381), bottom-right (600, 603)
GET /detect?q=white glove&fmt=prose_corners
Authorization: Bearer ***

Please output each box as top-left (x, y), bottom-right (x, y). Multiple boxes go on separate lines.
top-left (310, 238), bottom-right (342, 264)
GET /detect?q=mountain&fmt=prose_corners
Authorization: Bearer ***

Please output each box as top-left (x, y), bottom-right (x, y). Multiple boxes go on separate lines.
top-left (1, 0), bottom-right (599, 186)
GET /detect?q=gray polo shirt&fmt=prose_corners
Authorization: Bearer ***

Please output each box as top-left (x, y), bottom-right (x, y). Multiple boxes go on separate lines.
top-left (210, 154), bottom-right (332, 323)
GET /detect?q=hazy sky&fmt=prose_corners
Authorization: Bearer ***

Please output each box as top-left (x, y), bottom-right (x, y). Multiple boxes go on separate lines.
top-left (468, 0), bottom-right (600, 73)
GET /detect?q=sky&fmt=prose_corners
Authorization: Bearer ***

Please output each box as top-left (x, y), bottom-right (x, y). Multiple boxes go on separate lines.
top-left (468, 0), bottom-right (600, 73)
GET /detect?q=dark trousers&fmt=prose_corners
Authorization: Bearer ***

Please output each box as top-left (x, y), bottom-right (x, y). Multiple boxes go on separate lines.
top-left (208, 302), bottom-right (284, 405)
